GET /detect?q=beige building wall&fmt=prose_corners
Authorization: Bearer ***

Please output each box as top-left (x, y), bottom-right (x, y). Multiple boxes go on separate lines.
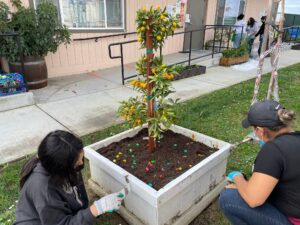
top-left (244, 0), bottom-right (268, 21)
top-left (4, 0), bottom-right (183, 77)
top-left (3, 0), bottom-right (30, 10)
top-left (5, 0), bottom-right (269, 77)
top-left (45, 0), bottom-right (184, 77)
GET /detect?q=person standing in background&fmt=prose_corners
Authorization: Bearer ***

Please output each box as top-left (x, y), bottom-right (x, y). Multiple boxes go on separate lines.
top-left (233, 14), bottom-right (247, 48)
top-left (255, 16), bottom-right (267, 56)
top-left (246, 17), bottom-right (258, 57)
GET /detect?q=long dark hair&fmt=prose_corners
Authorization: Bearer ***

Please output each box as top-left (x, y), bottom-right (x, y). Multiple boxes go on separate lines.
top-left (20, 130), bottom-right (83, 189)
top-left (247, 17), bottom-right (256, 27)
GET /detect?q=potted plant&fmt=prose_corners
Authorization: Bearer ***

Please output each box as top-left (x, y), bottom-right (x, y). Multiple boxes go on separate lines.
top-left (291, 42), bottom-right (300, 50)
top-left (172, 64), bottom-right (206, 80)
top-left (219, 40), bottom-right (249, 66)
top-left (84, 6), bottom-right (231, 225)
top-left (0, 1), bottom-right (11, 73)
top-left (0, 0), bottom-right (70, 89)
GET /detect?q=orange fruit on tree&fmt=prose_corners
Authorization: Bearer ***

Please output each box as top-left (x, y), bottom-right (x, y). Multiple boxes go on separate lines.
top-left (131, 80), bottom-right (137, 85)
top-left (137, 37), bottom-right (143, 42)
top-left (161, 27), bottom-right (166, 32)
top-left (156, 35), bottom-right (162, 41)
top-left (140, 26), bottom-right (145, 32)
top-left (140, 82), bottom-right (147, 89)
top-left (135, 119), bottom-right (142, 125)
top-left (160, 15), bottom-right (165, 20)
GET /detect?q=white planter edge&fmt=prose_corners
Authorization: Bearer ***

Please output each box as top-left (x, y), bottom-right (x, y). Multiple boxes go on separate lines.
top-left (84, 124), bottom-right (231, 225)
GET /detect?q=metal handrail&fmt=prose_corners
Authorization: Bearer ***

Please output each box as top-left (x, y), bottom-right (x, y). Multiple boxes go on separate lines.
top-left (73, 25), bottom-right (244, 42)
top-left (73, 31), bottom-right (137, 42)
top-left (107, 25), bottom-right (242, 85)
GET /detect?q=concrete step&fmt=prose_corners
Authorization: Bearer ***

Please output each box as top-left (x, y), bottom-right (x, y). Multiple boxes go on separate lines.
top-left (0, 92), bottom-right (35, 112)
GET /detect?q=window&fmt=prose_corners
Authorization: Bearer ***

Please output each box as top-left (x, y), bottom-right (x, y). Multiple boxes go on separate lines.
top-left (34, 0), bottom-right (125, 30)
top-left (216, 0), bottom-right (246, 25)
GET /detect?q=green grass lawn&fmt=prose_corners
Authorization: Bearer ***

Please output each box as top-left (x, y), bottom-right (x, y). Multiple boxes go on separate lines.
top-left (1, 63), bottom-right (300, 225)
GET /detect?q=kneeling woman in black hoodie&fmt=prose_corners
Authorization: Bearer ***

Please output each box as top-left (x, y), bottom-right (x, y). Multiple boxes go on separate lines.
top-left (14, 130), bottom-right (125, 225)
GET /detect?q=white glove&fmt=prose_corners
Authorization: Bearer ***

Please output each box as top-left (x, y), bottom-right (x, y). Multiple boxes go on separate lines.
top-left (94, 189), bottom-right (126, 215)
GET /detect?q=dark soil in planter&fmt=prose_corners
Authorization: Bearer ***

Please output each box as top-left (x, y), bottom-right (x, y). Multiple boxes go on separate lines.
top-left (173, 65), bottom-right (206, 81)
top-left (97, 129), bottom-right (217, 190)
top-left (291, 43), bottom-right (300, 50)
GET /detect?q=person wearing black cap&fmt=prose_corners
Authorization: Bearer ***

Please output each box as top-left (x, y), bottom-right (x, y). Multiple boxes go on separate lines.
top-left (219, 100), bottom-right (300, 225)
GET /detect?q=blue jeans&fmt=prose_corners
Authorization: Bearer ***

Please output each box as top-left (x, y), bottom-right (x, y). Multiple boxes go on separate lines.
top-left (234, 33), bottom-right (243, 48)
top-left (219, 189), bottom-right (292, 225)
top-left (258, 34), bottom-right (264, 56)
top-left (247, 37), bottom-right (255, 56)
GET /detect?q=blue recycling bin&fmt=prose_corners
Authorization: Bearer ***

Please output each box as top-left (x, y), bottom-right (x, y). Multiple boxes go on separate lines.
top-left (288, 28), bottom-right (300, 39)
top-left (0, 73), bottom-right (27, 96)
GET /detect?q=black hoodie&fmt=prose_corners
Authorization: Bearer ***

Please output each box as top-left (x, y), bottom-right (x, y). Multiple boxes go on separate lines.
top-left (14, 163), bottom-right (96, 225)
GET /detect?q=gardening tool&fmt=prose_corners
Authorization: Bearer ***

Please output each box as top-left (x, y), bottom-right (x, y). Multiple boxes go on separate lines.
top-left (230, 137), bottom-right (252, 150)
top-left (230, 131), bottom-right (267, 151)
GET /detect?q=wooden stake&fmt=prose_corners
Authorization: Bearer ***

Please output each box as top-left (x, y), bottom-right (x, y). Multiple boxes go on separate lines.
top-left (262, 0), bottom-right (274, 54)
top-left (252, 0), bottom-right (284, 104)
top-left (267, 0), bottom-right (284, 101)
top-left (146, 18), bottom-right (156, 152)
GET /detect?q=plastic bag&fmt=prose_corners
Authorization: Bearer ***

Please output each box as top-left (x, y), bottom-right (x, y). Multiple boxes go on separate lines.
top-left (0, 73), bottom-right (27, 96)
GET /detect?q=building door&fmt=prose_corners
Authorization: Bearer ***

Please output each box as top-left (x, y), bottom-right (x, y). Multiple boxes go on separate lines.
top-left (183, 0), bottom-right (208, 51)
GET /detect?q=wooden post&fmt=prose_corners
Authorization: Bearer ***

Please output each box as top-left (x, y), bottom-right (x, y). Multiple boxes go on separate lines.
top-left (252, 0), bottom-right (283, 103)
top-left (146, 18), bottom-right (156, 152)
top-left (277, 0), bottom-right (285, 44)
top-left (261, 0), bottom-right (274, 53)
top-left (267, 0), bottom-right (284, 101)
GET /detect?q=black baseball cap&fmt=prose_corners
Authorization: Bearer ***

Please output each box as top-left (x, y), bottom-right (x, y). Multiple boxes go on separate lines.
top-left (242, 100), bottom-right (284, 128)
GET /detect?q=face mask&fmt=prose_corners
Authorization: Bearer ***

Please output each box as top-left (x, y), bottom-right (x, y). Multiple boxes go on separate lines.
top-left (258, 139), bottom-right (266, 147)
top-left (248, 131), bottom-right (266, 147)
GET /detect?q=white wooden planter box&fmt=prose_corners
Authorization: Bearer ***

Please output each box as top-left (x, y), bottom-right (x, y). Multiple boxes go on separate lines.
top-left (84, 125), bottom-right (231, 225)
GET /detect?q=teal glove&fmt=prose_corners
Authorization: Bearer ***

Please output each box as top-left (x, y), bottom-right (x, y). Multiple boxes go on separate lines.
top-left (227, 171), bottom-right (242, 183)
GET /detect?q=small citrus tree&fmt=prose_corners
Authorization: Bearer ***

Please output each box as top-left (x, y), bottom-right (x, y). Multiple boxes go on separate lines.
top-left (118, 6), bottom-right (180, 152)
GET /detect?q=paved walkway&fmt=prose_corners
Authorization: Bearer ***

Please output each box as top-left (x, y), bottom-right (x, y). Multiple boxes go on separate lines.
top-left (1, 49), bottom-right (300, 164)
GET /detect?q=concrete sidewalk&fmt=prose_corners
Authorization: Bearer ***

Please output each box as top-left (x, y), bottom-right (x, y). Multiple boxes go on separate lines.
top-left (1, 49), bottom-right (300, 164)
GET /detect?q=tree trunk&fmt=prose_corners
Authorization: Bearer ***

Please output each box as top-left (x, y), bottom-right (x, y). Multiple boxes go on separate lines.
top-left (146, 18), bottom-right (156, 152)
